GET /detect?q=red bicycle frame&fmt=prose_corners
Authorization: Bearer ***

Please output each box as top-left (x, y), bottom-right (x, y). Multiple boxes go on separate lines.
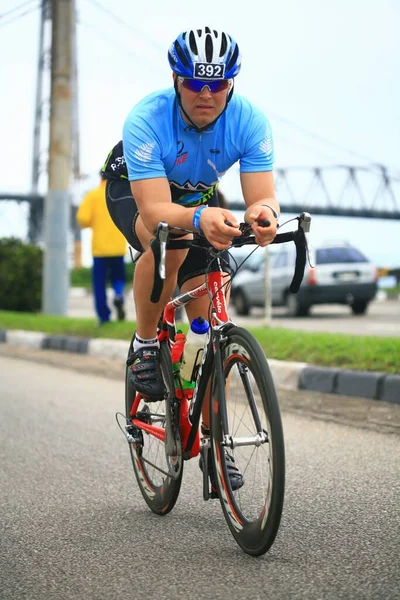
top-left (128, 269), bottom-right (229, 459)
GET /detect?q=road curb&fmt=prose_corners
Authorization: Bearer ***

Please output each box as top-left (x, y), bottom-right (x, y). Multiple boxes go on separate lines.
top-left (0, 328), bottom-right (399, 404)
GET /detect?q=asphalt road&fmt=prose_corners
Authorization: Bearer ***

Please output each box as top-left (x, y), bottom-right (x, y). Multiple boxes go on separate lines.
top-left (68, 290), bottom-right (400, 337)
top-left (1, 352), bottom-right (399, 600)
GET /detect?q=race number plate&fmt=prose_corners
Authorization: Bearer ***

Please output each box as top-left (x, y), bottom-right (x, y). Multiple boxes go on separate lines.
top-left (194, 62), bottom-right (226, 79)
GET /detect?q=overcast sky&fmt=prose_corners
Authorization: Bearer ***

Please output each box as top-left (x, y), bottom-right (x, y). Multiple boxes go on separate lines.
top-left (0, 0), bottom-right (399, 266)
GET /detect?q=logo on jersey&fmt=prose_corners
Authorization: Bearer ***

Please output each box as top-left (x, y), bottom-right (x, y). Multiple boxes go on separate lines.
top-left (175, 152), bottom-right (188, 166)
top-left (174, 140), bottom-right (188, 165)
top-left (170, 180), bottom-right (218, 207)
top-left (110, 155), bottom-right (126, 171)
top-left (260, 132), bottom-right (273, 156)
top-left (134, 142), bottom-right (155, 163)
top-left (209, 148), bottom-right (220, 154)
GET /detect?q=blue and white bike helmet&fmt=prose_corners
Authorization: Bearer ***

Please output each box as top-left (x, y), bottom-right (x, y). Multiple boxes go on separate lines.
top-left (168, 27), bottom-right (241, 131)
top-left (168, 26), bottom-right (241, 80)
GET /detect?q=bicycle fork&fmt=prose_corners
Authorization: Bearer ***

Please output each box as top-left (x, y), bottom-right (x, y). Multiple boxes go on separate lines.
top-left (203, 332), bottom-right (269, 500)
top-left (223, 361), bottom-right (269, 449)
top-left (201, 332), bottom-right (227, 502)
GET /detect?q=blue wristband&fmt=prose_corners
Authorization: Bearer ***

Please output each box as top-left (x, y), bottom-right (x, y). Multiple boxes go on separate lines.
top-left (193, 205), bottom-right (208, 232)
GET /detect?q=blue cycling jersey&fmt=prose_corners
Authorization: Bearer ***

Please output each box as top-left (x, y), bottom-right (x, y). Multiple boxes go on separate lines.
top-left (122, 87), bottom-right (274, 207)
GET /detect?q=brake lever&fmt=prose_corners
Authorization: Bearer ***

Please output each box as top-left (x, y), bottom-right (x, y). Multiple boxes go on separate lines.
top-left (298, 212), bottom-right (314, 268)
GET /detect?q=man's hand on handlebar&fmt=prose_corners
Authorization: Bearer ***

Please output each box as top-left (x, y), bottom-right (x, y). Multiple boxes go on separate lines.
top-left (244, 204), bottom-right (279, 247)
top-left (149, 211), bottom-right (312, 302)
top-left (199, 207), bottom-right (242, 251)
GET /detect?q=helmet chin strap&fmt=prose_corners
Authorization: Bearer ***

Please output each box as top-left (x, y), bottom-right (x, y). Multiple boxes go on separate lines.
top-left (174, 80), bottom-right (235, 133)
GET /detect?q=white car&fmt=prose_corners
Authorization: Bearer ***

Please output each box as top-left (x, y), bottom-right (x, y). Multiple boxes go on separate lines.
top-left (230, 242), bottom-right (378, 317)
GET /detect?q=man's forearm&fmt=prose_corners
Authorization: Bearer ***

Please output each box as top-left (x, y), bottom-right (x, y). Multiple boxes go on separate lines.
top-left (140, 202), bottom-right (199, 234)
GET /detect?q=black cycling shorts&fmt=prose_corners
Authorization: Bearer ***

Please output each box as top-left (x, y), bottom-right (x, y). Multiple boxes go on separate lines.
top-left (105, 179), bottom-right (229, 288)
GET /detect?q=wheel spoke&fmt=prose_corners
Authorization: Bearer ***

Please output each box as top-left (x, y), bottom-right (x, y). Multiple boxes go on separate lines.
top-left (140, 455), bottom-right (173, 479)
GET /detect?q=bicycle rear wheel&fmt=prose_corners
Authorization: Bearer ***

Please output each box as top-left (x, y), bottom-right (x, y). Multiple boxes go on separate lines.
top-left (210, 326), bottom-right (285, 556)
top-left (125, 338), bottom-right (183, 515)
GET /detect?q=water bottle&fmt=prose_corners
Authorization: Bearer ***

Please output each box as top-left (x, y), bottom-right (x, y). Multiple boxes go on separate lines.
top-left (180, 317), bottom-right (209, 382)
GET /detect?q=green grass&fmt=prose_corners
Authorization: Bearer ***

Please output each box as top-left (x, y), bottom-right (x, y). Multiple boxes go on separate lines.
top-left (1, 310), bottom-right (399, 374)
top-left (247, 326), bottom-right (400, 374)
top-left (0, 311), bottom-right (133, 340)
top-left (382, 284), bottom-right (400, 297)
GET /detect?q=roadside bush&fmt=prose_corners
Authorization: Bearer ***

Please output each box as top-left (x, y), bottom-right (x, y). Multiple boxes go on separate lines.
top-left (70, 266), bottom-right (92, 288)
top-left (0, 238), bottom-right (43, 312)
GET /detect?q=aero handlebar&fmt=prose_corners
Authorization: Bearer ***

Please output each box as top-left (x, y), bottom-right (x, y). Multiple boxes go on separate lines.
top-left (147, 212), bottom-right (313, 304)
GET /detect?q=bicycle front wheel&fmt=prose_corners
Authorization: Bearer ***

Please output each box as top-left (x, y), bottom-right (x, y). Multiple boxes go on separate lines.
top-left (125, 339), bottom-right (183, 515)
top-left (210, 326), bottom-right (285, 556)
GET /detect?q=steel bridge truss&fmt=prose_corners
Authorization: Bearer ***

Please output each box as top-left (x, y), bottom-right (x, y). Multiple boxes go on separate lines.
top-left (273, 165), bottom-right (400, 219)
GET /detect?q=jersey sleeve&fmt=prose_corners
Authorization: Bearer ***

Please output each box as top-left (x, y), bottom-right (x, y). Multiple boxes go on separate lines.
top-left (122, 113), bottom-right (166, 181)
top-left (239, 110), bottom-right (274, 173)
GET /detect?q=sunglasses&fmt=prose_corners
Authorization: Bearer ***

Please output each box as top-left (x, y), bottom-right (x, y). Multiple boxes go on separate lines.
top-left (178, 77), bottom-right (232, 93)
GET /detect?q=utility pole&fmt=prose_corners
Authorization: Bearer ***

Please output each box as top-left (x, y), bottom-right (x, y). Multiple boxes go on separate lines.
top-left (31, 0), bottom-right (50, 194)
top-left (71, 0), bottom-right (82, 269)
top-left (42, 0), bottom-right (73, 315)
top-left (29, 0), bottom-right (51, 244)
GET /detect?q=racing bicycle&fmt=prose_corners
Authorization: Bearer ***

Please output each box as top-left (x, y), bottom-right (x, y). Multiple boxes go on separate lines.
top-left (118, 212), bottom-right (312, 556)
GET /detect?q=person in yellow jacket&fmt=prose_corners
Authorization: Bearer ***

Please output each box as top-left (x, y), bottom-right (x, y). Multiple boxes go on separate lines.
top-left (76, 172), bottom-right (128, 324)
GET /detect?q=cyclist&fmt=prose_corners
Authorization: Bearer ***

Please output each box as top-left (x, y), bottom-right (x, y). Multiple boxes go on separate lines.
top-left (102, 26), bottom-right (280, 490)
